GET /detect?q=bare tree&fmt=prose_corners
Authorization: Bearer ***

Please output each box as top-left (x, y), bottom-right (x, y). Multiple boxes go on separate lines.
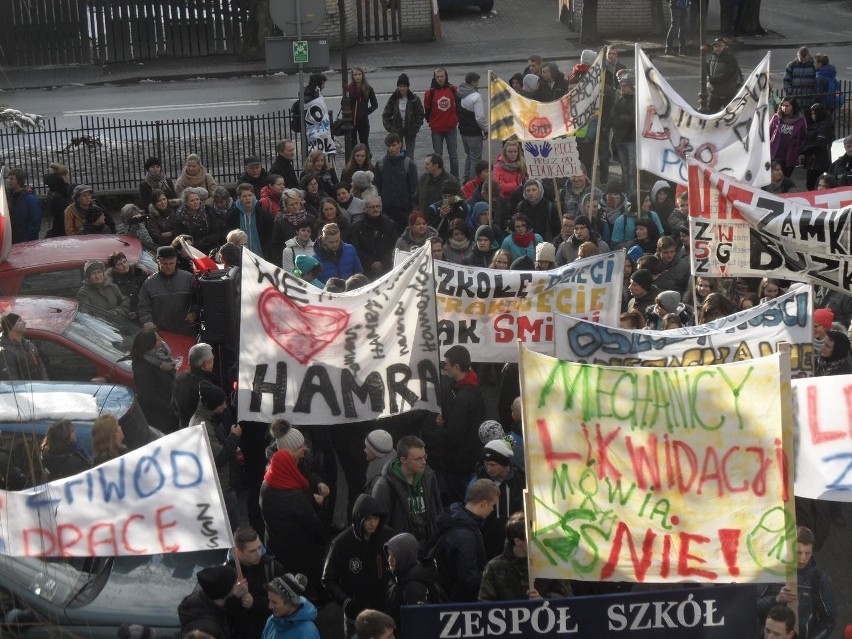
top-left (241, 0), bottom-right (276, 60)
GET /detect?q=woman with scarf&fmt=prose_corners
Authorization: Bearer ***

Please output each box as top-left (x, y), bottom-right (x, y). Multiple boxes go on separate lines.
top-left (347, 67), bottom-right (379, 150)
top-left (443, 219), bottom-right (473, 265)
top-left (314, 197), bottom-right (350, 241)
top-left (175, 154), bottom-right (218, 204)
top-left (130, 328), bottom-right (178, 432)
top-left (230, 183), bottom-right (272, 258)
top-left (270, 189), bottom-right (317, 268)
top-left (299, 174), bottom-right (324, 215)
top-left (302, 149), bottom-right (339, 198)
top-left (174, 187), bottom-right (225, 255)
top-left (493, 141), bottom-right (526, 221)
top-left (146, 189), bottom-right (178, 247)
top-left (816, 330), bottom-right (852, 376)
top-left (261, 420), bottom-right (328, 603)
top-left (770, 97), bottom-right (807, 177)
top-left (138, 156), bottom-right (177, 206)
top-left (500, 213), bottom-right (541, 262)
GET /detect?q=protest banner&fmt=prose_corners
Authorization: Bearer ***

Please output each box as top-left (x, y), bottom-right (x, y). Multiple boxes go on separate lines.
top-left (435, 251), bottom-right (623, 361)
top-left (554, 287), bottom-right (814, 377)
top-left (237, 245), bottom-right (441, 424)
top-left (489, 51), bottom-right (603, 140)
top-left (636, 47), bottom-right (771, 186)
top-left (688, 158), bottom-right (852, 292)
top-left (0, 426), bottom-right (230, 557)
top-left (793, 374), bottom-right (852, 501)
top-left (520, 345), bottom-right (795, 583)
top-left (303, 95), bottom-right (336, 155)
top-left (401, 584), bottom-right (757, 639)
top-left (522, 139), bottom-right (582, 179)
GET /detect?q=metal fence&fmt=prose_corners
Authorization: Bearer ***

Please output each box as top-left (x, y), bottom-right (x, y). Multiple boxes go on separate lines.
top-left (0, 110), bottom-right (298, 196)
top-left (772, 81), bottom-right (852, 143)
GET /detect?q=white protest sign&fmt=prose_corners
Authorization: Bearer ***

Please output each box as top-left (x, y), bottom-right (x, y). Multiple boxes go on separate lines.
top-left (521, 139), bottom-right (582, 179)
top-left (554, 287), bottom-right (814, 377)
top-left (434, 251), bottom-right (623, 362)
top-left (237, 245), bottom-right (441, 425)
top-left (304, 95), bottom-right (336, 155)
top-left (636, 46), bottom-right (771, 186)
top-left (1, 426), bottom-right (230, 557)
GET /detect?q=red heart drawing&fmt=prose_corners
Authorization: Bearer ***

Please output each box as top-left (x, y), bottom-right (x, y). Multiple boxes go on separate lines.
top-left (258, 288), bottom-right (350, 365)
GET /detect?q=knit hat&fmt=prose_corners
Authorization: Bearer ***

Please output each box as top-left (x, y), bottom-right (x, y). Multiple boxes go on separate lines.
top-left (479, 419), bottom-right (505, 444)
top-left (276, 423), bottom-right (305, 452)
top-left (580, 49), bottom-right (597, 66)
top-left (244, 156), bottom-right (262, 167)
top-left (449, 218), bottom-right (471, 238)
top-left (605, 179), bottom-right (624, 195)
top-left (72, 184), bottom-right (94, 200)
top-left (656, 290), bottom-right (682, 314)
top-left (474, 224), bottom-right (495, 242)
top-left (408, 211), bottom-right (426, 227)
top-left (535, 242), bottom-right (556, 263)
top-left (619, 73), bottom-right (635, 88)
top-left (352, 170), bottom-right (374, 190)
top-left (630, 268), bottom-right (654, 291)
top-left (84, 259), bottom-right (105, 279)
top-left (397, 73), bottom-right (410, 87)
top-left (157, 245), bottom-right (177, 259)
top-left (295, 254), bottom-right (320, 275)
top-left (266, 573), bottom-right (308, 606)
top-left (198, 382), bottom-right (226, 410)
top-left (442, 181), bottom-right (461, 196)
top-left (365, 429), bottom-right (394, 456)
top-left (522, 74), bottom-right (540, 93)
top-left (197, 565), bottom-right (237, 600)
top-left (144, 157), bottom-right (161, 171)
top-left (675, 222), bottom-right (690, 237)
top-left (573, 215), bottom-right (591, 228)
top-left (117, 624), bottom-right (158, 639)
top-left (814, 308), bottom-right (835, 331)
top-left (85, 207), bottom-right (105, 225)
top-left (1, 313), bottom-right (21, 334)
top-left (484, 439), bottom-right (514, 466)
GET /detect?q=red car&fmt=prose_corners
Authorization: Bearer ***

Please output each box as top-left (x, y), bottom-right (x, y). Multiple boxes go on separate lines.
top-left (0, 296), bottom-right (193, 387)
top-left (0, 235), bottom-right (157, 297)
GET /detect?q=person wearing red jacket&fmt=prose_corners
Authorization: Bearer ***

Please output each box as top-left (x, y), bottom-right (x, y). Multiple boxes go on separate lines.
top-left (424, 67), bottom-right (460, 178)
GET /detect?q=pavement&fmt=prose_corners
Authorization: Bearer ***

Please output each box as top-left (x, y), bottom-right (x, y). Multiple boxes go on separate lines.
top-left (2, 0), bottom-right (852, 91)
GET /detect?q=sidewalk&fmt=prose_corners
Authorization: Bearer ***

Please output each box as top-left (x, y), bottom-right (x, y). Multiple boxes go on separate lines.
top-left (1, 0), bottom-right (851, 91)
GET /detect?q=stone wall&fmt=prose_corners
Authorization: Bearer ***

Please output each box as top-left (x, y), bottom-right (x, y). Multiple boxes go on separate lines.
top-left (400, 0), bottom-right (436, 42)
top-left (313, 0), bottom-right (359, 47)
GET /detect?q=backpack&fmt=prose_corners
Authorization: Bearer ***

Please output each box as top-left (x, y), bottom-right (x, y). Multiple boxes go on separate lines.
top-left (422, 530), bottom-right (454, 597)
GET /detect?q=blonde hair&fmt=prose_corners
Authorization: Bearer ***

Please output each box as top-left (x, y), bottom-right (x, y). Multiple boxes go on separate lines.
top-left (322, 223), bottom-right (340, 238)
top-left (227, 229), bottom-right (249, 245)
top-left (92, 414), bottom-right (122, 461)
top-left (501, 140), bottom-right (526, 174)
top-left (306, 149), bottom-right (327, 171)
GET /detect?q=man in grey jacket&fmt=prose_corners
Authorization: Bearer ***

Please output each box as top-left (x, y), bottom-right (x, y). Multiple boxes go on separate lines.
top-left (138, 245), bottom-right (197, 335)
top-left (457, 73), bottom-right (488, 183)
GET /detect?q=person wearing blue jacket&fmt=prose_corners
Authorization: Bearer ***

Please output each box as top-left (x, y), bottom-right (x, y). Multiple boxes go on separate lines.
top-left (5, 168), bottom-right (42, 243)
top-left (313, 222), bottom-right (363, 283)
top-left (263, 574), bottom-right (320, 639)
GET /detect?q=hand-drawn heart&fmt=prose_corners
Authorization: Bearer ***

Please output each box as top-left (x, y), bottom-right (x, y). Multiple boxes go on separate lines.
top-left (258, 288), bottom-right (350, 365)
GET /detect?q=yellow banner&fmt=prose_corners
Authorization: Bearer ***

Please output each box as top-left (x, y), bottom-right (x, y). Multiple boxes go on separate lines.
top-left (520, 346), bottom-right (795, 583)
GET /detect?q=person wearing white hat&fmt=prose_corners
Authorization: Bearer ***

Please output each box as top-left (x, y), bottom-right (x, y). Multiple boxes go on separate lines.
top-left (472, 439), bottom-right (526, 558)
top-left (364, 429), bottom-right (395, 492)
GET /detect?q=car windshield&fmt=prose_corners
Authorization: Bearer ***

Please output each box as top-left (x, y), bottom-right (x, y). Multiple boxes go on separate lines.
top-left (138, 251), bottom-right (157, 274)
top-left (63, 308), bottom-right (139, 374)
top-left (0, 555), bottom-right (112, 608)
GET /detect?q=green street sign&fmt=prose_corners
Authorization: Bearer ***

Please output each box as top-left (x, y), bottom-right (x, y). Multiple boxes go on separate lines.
top-left (293, 40), bottom-right (309, 64)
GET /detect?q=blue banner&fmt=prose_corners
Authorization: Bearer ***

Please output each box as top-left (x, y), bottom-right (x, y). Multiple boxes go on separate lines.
top-left (401, 584), bottom-right (756, 639)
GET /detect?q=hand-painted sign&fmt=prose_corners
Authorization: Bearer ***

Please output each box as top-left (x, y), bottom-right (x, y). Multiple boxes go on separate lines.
top-left (522, 139), bottom-right (582, 179)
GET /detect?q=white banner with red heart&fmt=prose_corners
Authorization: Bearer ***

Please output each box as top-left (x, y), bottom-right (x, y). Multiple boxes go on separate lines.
top-left (237, 245), bottom-right (441, 424)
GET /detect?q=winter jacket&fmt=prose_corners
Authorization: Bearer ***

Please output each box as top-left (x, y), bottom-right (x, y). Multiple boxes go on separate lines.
top-left (560, 180), bottom-right (602, 219)
top-left (385, 533), bottom-right (442, 625)
top-left (137, 269), bottom-right (197, 335)
top-left (43, 173), bottom-right (72, 238)
top-left (429, 503), bottom-right (487, 602)
top-left (226, 554), bottom-right (285, 639)
top-left (611, 209), bottom-right (665, 248)
top-left (757, 557), bottom-right (834, 639)
top-left (259, 185), bottom-right (283, 219)
top-left (814, 64), bottom-right (840, 110)
top-left (556, 232), bottom-right (609, 265)
top-left (230, 198), bottom-right (272, 258)
top-left (501, 232), bottom-right (542, 262)
top-left (189, 404), bottom-right (239, 491)
top-left (493, 155), bottom-right (525, 199)
top-left (172, 368), bottom-right (216, 429)
top-left (351, 214), bottom-right (399, 275)
top-left (371, 459), bottom-right (442, 545)
top-left (479, 542), bottom-right (572, 601)
top-left (76, 281), bottom-right (131, 318)
top-left (627, 284), bottom-right (660, 315)
top-left (655, 252), bottom-right (691, 294)
top-left (457, 82), bottom-right (487, 137)
top-left (269, 155), bottom-right (300, 189)
top-left (428, 196), bottom-right (469, 239)
top-left (0, 335), bottom-right (48, 380)
top-left (269, 211), bottom-right (317, 267)
top-left (382, 91), bottom-right (426, 141)
top-left (42, 449), bottom-right (92, 480)
top-left (313, 237), bottom-right (363, 282)
top-left (770, 113), bottom-right (807, 169)
top-left (374, 153), bottom-right (418, 215)
top-left (395, 226), bottom-right (438, 253)
top-left (322, 494), bottom-right (396, 622)
top-left (348, 83), bottom-right (378, 123)
top-left (802, 117), bottom-right (835, 173)
top-left (178, 590), bottom-right (232, 639)
top-left (517, 193), bottom-right (560, 242)
top-left (132, 356), bottom-right (178, 433)
top-left (705, 48), bottom-right (741, 104)
top-left (424, 82), bottom-right (459, 132)
top-left (829, 154), bottom-right (852, 187)
top-left (237, 169), bottom-right (269, 198)
top-left (261, 598), bottom-right (320, 639)
top-left (783, 58), bottom-right (816, 102)
top-left (473, 463), bottom-right (526, 558)
top-left (7, 187), bottom-right (42, 243)
top-left (611, 91), bottom-right (636, 144)
top-left (146, 203), bottom-right (178, 246)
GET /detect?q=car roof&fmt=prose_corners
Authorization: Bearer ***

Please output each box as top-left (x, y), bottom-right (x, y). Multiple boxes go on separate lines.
top-left (0, 380), bottom-right (135, 423)
top-left (0, 296), bottom-right (77, 334)
top-left (0, 235), bottom-right (142, 272)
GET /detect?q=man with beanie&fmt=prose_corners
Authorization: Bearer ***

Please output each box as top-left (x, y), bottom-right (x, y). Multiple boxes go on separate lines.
top-left (0, 313), bottom-right (47, 381)
top-left (373, 134), bottom-right (418, 232)
top-left (226, 526), bottom-right (286, 639)
top-left (190, 381), bottom-right (242, 530)
top-left (139, 157), bottom-right (176, 206)
top-left (382, 74), bottom-right (425, 158)
top-left (372, 435), bottom-right (442, 548)
top-left (421, 345), bottom-right (485, 504)
top-left (322, 494), bottom-right (396, 639)
top-left (76, 259), bottom-right (131, 318)
top-left (178, 564), bottom-right (245, 639)
top-left (4, 168), bottom-right (41, 243)
top-left (263, 573), bottom-right (320, 639)
top-left (648, 290), bottom-right (694, 329)
top-left (457, 72), bottom-right (488, 183)
top-left (556, 214), bottom-right (609, 265)
top-left (418, 154), bottom-right (461, 214)
top-left (138, 245), bottom-right (197, 336)
top-left (469, 224), bottom-right (498, 268)
top-left (518, 179), bottom-right (560, 242)
top-left (474, 440), bottom-right (526, 558)
top-left (424, 67), bottom-right (460, 178)
top-left (75, 205), bottom-right (112, 235)
top-left (628, 268), bottom-right (660, 315)
top-left (534, 242), bottom-right (556, 271)
top-left (612, 74), bottom-right (637, 198)
top-left (364, 429), bottom-right (395, 492)
top-left (172, 343), bottom-right (216, 429)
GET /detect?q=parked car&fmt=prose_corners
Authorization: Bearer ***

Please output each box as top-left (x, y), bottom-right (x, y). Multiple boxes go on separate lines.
top-left (0, 297), bottom-right (192, 386)
top-left (0, 235), bottom-right (156, 298)
top-left (438, 0), bottom-right (494, 12)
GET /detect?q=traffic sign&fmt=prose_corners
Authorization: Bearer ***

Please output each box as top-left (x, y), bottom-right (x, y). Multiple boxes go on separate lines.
top-left (293, 40), bottom-right (309, 64)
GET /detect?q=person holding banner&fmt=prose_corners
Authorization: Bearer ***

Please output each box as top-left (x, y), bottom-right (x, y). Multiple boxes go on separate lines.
top-left (178, 564), bottom-right (242, 639)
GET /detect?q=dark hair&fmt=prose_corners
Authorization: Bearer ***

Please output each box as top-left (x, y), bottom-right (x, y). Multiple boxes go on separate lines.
top-left (779, 96), bottom-right (800, 115)
top-left (662, 313), bottom-right (683, 329)
top-left (620, 309), bottom-right (646, 329)
top-left (810, 103), bottom-right (828, 122)
top-left (236, 183), bottom-right (254, 196)
top-left (384, 133), bottom-right (401, 147)
top-left (345, 273), bottom-right (370, 291)
top-left (656, 236), bottom-right (676, 251)
top-left (427, 153), bottom-right (444, 169)
top-left (218, 242), bottom-right (242, 268)
top-left (234, 526), bottom-right (260, 549)
top-left (44, 419), bottom-right (75, 455)
top-left (818, 173), bottom-right (839, 188)
top-left (474, 160), bottom-right (489, 175)
top-left (397, 435), bottom-right (425, 459)
top-left (796, 525), bottom-right (815, 546)
top-left (8, 168), bottom-right (27, 185)
top-left (505, 511), bottom-right (526, 543)
top-left (345, 143), bottom-right (374, 177)
top-left (814, 53), bottom-right (830, 66)
top-left (130, 328), bottom-right (159, 361)
top-left (766, 605), bottom-right (796, 632)
top-left (318, 197), bottom-right (342, 222)
top-left (107, 251), bottom-right (128, 268)
top-left (324, 277), bottom-right (346, 293)
top-left (636, 254), bottom-right (663, 275)
top-left (465, 72), bottom-right (481, 84)
top-left (445, 344), bottom-right (472, 371)
top-left (467, 478), bottom-right (500, 504)
top-left (150, 188), bottom-right (169, 207)
top-left (355, 610), bottom-right (396, 639)
top-left (267, 173), bottom-right (283, 186)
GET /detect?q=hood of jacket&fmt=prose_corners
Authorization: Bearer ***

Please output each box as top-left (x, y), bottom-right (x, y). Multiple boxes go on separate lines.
top-left (352, 493), bottom-right (388, 542)
top-left (385, 532), bottom-right (419, 574)
top-left (650, 180), bottom-right (671, 201)
top-left (457, 82), bottom-right (477, 100)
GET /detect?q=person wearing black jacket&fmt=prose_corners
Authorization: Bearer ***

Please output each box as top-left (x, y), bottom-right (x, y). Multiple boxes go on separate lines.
top-left (269, 140), bottom-right (300, 189)
top-left (41, 419), bottom-right (92, 481)
top-left (323, 494), bottom-right (396, 639)
top-left (384, 532), bottom-right (443, 625)
top-left (350, 196), bottom-right (399, 279)
top-left (43, 165), bottom-right (74, 237)
top-left (237, 156), bottom-right (269, 199)
top-left (382, 75), bottom-right (425, 158)
top-left (705, 38), bottom-right (742, 113)
top-left (538, 63), bottom-right (568, 102)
